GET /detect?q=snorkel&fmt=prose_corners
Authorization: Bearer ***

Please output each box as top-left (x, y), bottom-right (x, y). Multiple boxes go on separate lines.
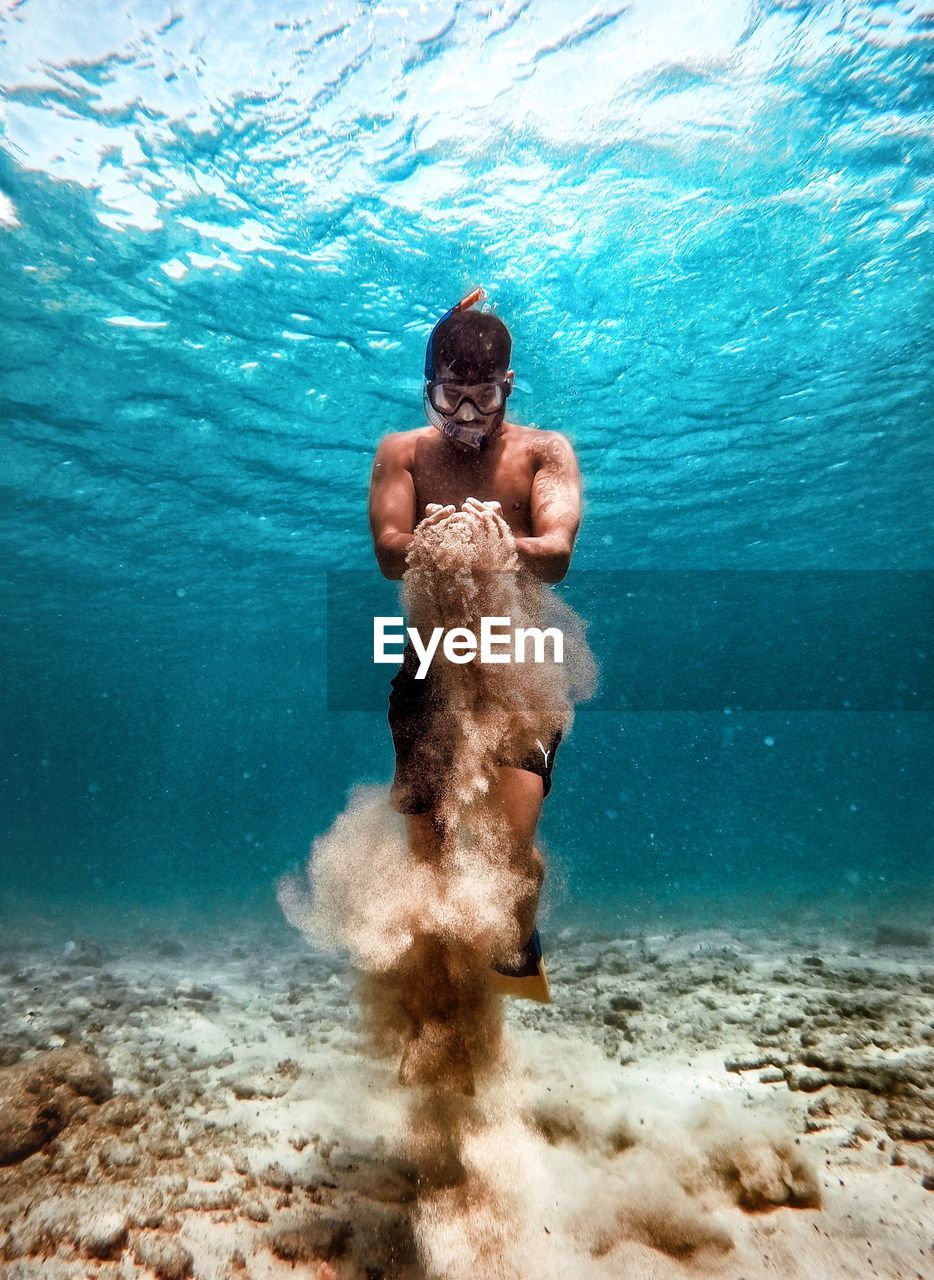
top-left (423, 287), bottom-right (507, 451)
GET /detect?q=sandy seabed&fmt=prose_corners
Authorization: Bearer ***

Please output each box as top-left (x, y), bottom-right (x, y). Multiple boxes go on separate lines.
top-left (0, 901), bottom-right (931, 1280)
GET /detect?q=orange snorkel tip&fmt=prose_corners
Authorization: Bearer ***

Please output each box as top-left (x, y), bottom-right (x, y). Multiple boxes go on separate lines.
top-left (454, 286), bottom-right (486, 312)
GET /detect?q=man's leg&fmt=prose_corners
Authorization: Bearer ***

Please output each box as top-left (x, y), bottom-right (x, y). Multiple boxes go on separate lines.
top-left (404, 766), bottom-right (545, 948)
top-left (397, 770), bottom-right (546, 1083)
top-left (484, 766), bottom-right (545, 949)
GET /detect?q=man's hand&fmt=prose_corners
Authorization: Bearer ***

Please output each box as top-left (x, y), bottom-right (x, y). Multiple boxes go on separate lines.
top-left (415, 497), bottom-right (515, 572)
top-left (418, 503), bottom-right (457, 531)
top-left (459, 496), bottom-right (513, 544)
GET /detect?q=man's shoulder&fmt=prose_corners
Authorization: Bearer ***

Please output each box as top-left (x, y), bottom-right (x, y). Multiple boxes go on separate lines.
top-left (507, 422), bottom-right (575, 460)
top-left (374, 426), bottom-right (433, 461)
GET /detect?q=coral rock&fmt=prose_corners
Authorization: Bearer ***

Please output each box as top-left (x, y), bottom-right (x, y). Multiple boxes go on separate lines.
top-left (0, 1046), bottom-right (112, 1165)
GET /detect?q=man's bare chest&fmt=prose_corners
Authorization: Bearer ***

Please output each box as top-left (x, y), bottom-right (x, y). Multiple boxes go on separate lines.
top-left (411, 442), bottom-right (536, 533)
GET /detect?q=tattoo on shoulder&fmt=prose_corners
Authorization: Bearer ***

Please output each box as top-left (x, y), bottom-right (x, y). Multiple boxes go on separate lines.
top-left (525, 431), bottom-right (574, 468)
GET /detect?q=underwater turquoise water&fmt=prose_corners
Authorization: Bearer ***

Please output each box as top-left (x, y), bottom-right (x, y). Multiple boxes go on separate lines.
top-left (1, 1), bottom-right (931, 919)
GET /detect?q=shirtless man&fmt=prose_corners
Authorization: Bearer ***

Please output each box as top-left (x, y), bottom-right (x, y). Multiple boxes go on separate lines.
top-left (367, 291), bottom-right (581, 983)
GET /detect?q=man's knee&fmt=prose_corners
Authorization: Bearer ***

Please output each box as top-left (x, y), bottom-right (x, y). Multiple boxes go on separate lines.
top-left (529, 844), bottom-right (545, 890)
top-left (405, 811), bottom-right (445, 861)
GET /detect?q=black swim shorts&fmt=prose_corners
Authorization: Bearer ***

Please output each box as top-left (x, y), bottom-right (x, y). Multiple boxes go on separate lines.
top-left (387, 645), bottom-right (562, 816)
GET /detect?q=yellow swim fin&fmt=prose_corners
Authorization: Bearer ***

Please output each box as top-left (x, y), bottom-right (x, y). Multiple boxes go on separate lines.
top-left (489, 927), bottom-right (551, 1004)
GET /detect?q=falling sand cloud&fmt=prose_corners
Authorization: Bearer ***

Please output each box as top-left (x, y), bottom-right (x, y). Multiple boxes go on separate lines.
top-left (278, 510), bottom-right (820, 1278)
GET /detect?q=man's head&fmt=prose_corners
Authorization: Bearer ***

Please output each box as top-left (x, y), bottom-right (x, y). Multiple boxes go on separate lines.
top-left (426, 308), bottom-right (511, 382)
top-left (424, 306), bottom-right (514, 450)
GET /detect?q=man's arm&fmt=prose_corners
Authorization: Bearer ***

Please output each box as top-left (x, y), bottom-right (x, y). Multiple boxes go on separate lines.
top-left (368, 435), bottom-right (417, 580)
top-left (514, 432), bottom-right (581, 583)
